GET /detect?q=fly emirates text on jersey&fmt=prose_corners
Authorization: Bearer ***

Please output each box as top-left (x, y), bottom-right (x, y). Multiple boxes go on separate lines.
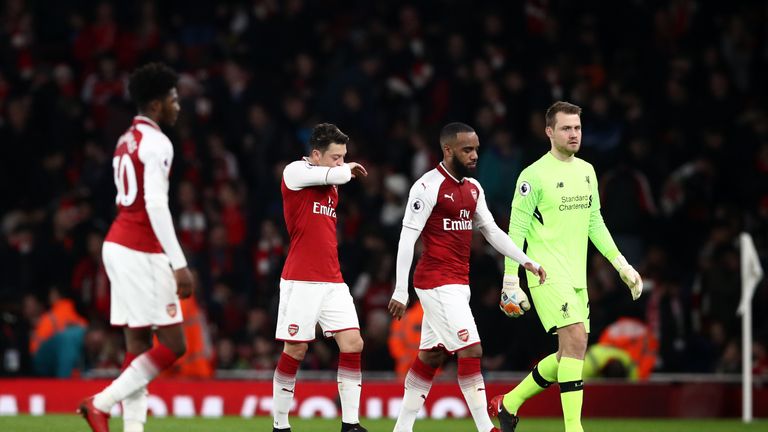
top-left (443, 209), bottom-right (472, 231)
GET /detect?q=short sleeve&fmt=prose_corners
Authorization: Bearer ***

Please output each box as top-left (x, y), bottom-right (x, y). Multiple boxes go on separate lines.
top-left (402, 181), bottom-right (438, 232)
top-left (139, 132), bottom-right (174, 206)
top-left (468, 180), bottom-right (495, 229)
top-left (510, 168), bottom-right (541, 216)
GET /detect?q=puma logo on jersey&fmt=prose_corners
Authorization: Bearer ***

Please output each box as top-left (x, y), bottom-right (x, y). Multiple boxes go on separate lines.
top-left (444, 193), bottom-right (454, 202)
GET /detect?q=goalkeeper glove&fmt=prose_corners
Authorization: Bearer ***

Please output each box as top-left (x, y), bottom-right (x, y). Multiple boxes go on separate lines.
top-left (612, 255), bottom-right (643, 300)
top-left (499, 273), bottom-right (531, 318)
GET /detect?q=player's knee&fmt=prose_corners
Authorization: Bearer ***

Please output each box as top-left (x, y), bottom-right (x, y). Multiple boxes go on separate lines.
top-left (459, 344), bottom-right (482, 358)
top-left (284, 342), bottom-right (309, 361)
top-left (572, 332), bottom-right (588, 352)
top-left (126, 340), bottom-right (152, 355)
top-left (418, 350), bottom-right (446, 369)
top-left (348, 336), bottom-right (364, 353)
top-left (339, 335), bottom-right (363, 353)
top-left (561, 334), bottom-right (587, 358)
top-left (170, 339), bottom-right (187, 358)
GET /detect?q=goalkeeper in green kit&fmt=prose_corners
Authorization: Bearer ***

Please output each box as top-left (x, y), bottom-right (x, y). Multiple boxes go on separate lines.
top-left (488, 101), bottom-right (643, 432)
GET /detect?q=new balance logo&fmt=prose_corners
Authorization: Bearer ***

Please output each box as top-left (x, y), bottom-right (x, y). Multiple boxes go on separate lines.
top-left (556, 182), bottom-right (564, 188)
top-left (444, 193), bottom-right (454, 202)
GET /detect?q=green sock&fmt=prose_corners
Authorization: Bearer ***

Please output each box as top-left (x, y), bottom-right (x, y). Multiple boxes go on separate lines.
top-left (558, 356), bottom-right (584, 432)
top-left (503, 353), bottom-right (559, 414)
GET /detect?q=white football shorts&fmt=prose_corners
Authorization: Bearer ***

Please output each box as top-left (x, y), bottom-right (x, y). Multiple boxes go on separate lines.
top-left (102, 241), bottom-right (183, 328)
top-left (415, 284), bottom-right (481, 353)
top-left (275, 279), bottom-right (360, 342)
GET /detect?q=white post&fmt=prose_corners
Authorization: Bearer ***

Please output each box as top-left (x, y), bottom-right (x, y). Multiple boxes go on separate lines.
top-left (742, 295), bottom-right (752, 423)
top-left (739, 232), bottom-right (763, 423)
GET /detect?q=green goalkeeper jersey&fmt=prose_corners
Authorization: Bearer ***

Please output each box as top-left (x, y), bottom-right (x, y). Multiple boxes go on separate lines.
top-left (505, 152), bottom-right (620, 289)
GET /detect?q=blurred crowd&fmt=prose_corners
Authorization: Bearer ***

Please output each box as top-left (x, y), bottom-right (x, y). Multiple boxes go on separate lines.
top-left (1, 0), bottom-right (768, 379)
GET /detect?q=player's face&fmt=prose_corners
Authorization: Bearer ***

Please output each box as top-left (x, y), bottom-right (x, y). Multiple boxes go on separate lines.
top-left (547, 112), bottom-right (582, 157)
top-left (160, 88), bottom-right (181, 126)
top-left (448, 132), bottom-right (479, 178)
top-left (313, 143), bottom-right (347, 167)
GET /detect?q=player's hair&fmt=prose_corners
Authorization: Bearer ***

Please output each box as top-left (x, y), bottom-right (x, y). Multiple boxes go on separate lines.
top-left (128, 63), bottom-right (179, 111)
top-left (439, 122), bottom-right (475, 147)
top-left (545, 101), bottom-right (582, 128)
top-left (309, 123), bottom-right (349, 152)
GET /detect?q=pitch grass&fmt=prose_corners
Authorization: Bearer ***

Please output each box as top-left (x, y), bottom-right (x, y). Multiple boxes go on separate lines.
top-left (0, 415), bottom-right (765, 431)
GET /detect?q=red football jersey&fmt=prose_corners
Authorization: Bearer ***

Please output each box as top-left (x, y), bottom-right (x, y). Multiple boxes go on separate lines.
top-left (104, 116), bottom-right (173, 253)
top-left (402, 163), bottom-right (495, 289)
top-left (280, 160), bottom-right (344, 283)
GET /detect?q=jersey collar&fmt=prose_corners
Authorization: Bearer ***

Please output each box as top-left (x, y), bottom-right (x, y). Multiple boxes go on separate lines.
top-left (133, 115), bottom-right (161, 131)
top-left (437, 162), bottom-right (463, 184)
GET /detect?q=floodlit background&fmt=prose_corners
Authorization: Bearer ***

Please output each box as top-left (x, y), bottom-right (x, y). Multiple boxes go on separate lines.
top-left (0, 0), bottom-right (766, 426)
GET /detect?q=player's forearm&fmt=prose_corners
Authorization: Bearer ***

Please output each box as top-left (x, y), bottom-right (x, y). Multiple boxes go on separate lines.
top-left (284, 163), bottom-right (352, 190)
top-left (480, 223), bottom-right (538, 268)
top-left (392, 226), bottom-right (419, 304)
top-left (325, 164), bottom-right (353, 185)
top-left (146, 202), bottom-right (188, 270)
top-left (588, 211), bottom-right (620, 262)
top-left (143, 155), bottom-right (187, 270)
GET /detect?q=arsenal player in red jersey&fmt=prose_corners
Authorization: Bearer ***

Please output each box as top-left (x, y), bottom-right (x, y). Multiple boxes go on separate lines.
top-left (388, 123), bottom-right (546, 432)
top-left (79, 63), bottom-right (193, 432)
top-left (272, 123), bottom-right (368, 432)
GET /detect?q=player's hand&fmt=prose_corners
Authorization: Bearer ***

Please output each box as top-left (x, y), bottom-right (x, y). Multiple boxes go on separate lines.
top-left (348, 162), bottom-right (368, 178)
top-left (174, 267), bottom-right (195, 299)
top-left (388, 298), bottom-right (406, 320)
top-left (523, 262), bottom-right (546, 285)
top-left (499, 274), bottom-right (531, 318)
top-left (612, 255), bottom-right (643, 301)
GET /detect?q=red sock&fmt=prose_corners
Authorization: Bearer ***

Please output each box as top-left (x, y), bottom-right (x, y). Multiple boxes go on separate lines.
top-left (411, 356), bottom-right (438, 381)
top-left (457, 357), bottom-right (482, 378)
top-left (277, 352), bottom-right (300, 377)
top-left (338, 352), bottom-right (361, 375)
top-left (146, 343), bottom-right (179, 371)
top-left (121, 352), bottom-right (138, 371)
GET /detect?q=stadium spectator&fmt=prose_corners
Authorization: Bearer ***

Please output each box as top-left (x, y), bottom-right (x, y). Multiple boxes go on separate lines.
top-left (0, 0), bottom-right (764, 381)
top-left (28, 288), bottom-right (87, 377)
